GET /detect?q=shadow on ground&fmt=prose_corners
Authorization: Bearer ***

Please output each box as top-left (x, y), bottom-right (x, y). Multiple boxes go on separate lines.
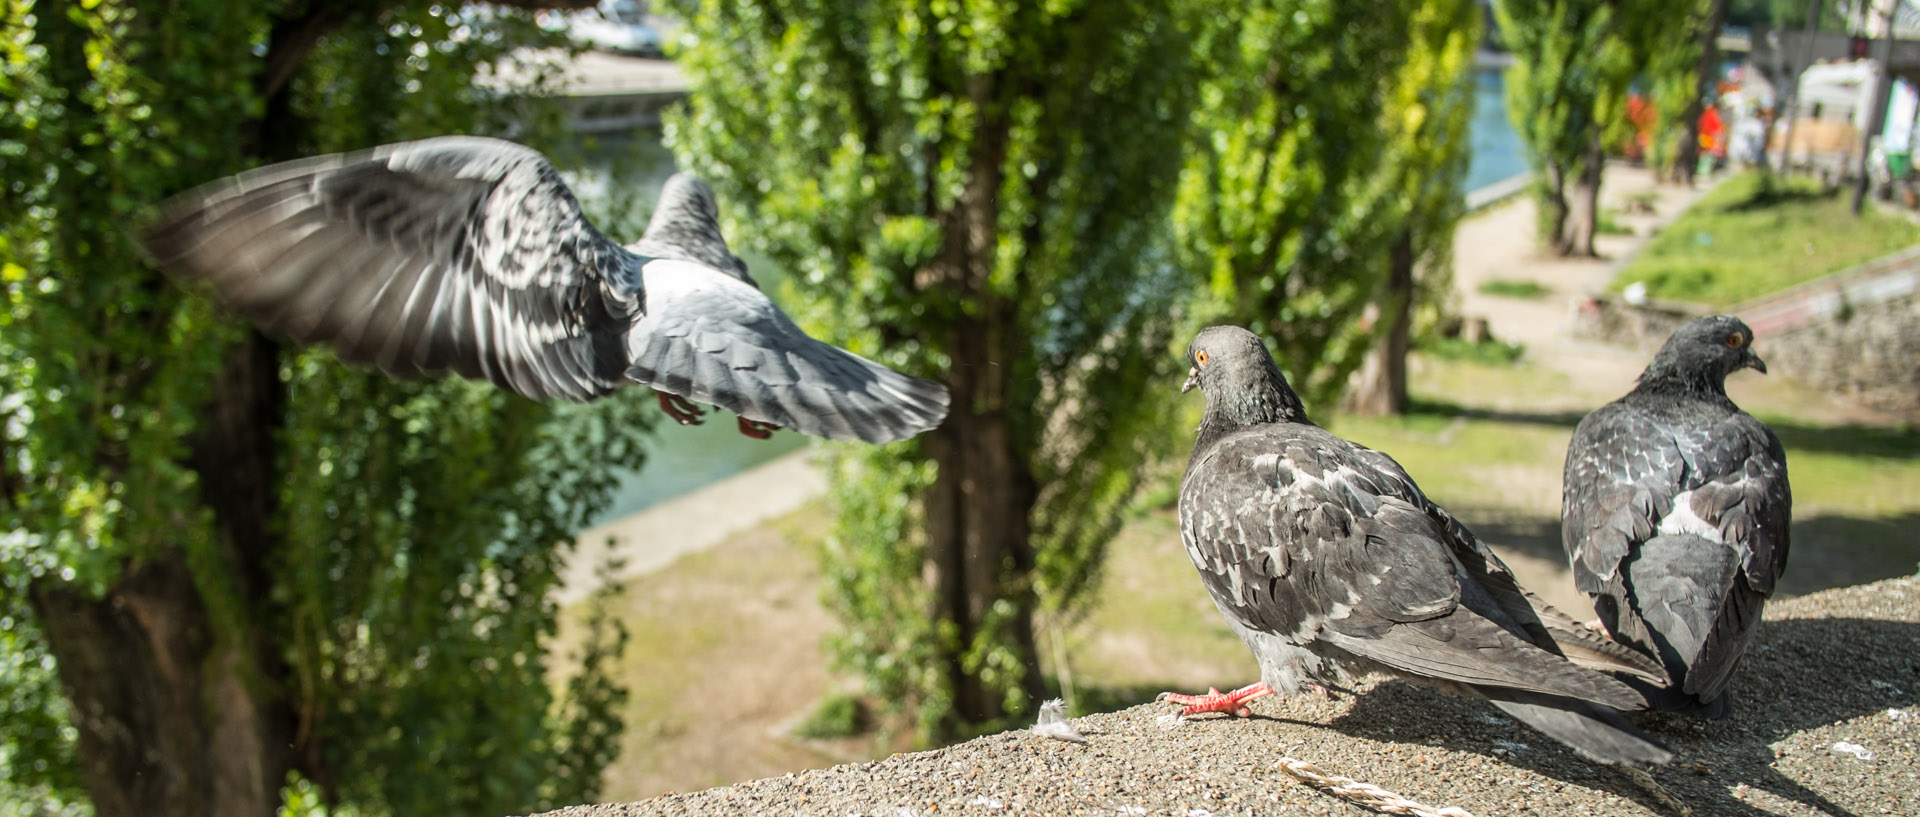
top-left (1324, 615), bottom-right (1917, 817)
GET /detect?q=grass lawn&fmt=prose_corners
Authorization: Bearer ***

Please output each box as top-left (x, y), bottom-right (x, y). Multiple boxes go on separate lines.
top-left (1612, 171), bottom-right (1920, 306)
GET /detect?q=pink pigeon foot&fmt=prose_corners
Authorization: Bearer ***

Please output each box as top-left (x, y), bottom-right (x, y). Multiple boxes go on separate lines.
top-left (655, 391), bottom-right (705, 426)
top-left (1156, 682), bottom-right (1274, 718)
top-left (736, 417), bottom-right (780, 439)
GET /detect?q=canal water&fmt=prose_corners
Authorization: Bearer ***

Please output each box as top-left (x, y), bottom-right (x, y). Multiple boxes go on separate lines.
top-left (575, 68), bottom-right (1527, 524)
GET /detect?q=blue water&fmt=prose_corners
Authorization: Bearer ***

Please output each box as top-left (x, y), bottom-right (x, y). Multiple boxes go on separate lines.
top-left (1467, 68), bottom-right (1530, 192)
top-left (577, 68), bottom-right (1527, 523)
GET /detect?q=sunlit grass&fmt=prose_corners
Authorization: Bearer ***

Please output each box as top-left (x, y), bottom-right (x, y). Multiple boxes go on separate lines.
top-left (1613, 171), bottom-right (1920, 306)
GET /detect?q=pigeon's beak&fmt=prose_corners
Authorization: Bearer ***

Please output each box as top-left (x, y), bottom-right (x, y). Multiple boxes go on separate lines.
top-left (1181, 366), bottom-right (1199, 394)
top-left (1745, 349), bottom-right (1768, 375)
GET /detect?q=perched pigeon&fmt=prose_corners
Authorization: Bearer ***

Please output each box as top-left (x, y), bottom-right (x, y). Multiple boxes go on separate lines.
top-left (1562, 315), bottom-right (1790, 718)
top-left (138, 136), bottom-right (949, 443)
top-left (1162, 326), bottom-right (1671, 766)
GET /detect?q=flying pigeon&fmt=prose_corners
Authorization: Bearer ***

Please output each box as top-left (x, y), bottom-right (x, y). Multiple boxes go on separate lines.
top-left (138, 136), bottom-right (949, 444)
top-left (1562, 315), bottom-right (1790, 718)
top-left (1162, 325), bottom-right (1671, 765)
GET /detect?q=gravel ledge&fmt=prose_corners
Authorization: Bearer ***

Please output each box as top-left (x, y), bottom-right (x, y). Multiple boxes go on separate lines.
top-left (536, 577), bottom-right (1920, 817)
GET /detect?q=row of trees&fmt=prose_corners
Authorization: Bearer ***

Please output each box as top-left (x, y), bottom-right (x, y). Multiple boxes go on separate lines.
top-left (665, 0), bottom-right (1482, 742)
top-left (2, 3), bottom-right (637, 817)
top-left (1497, 0), bottom-right (1856, 255)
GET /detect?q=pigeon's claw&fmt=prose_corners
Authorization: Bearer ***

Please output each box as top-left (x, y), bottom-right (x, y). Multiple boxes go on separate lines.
top-left (656, 391), bottom-right (706, 426)
top-left (736, 417), bottom-right (780, 439)
top-left (1156, 682), bottom-right (1273, 718)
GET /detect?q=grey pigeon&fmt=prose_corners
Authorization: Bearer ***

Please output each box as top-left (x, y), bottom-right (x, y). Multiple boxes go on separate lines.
top-left (1562, 315), bottom-right (1790, 718)
top-left (1163, 325), bottom-right (1671, 765)
top-left (138, 136), bottom-right (948, 443)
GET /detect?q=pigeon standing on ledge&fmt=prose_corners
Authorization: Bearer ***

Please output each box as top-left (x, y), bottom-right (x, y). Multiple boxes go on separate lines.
top-left (139, 136), bottom-right (949, 444)
top-left (1562, 315), bottom-right (1790, 718)
top-left (1164, 325), bottom-right (1671, 766)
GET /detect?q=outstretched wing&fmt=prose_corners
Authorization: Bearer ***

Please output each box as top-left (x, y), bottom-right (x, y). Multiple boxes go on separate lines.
top-left (625, 260), bottom-right (950, 444)
top-left (139, 135), bottom-right (640, 401)
top-left (1180, 427), bottom-right (1647, 710)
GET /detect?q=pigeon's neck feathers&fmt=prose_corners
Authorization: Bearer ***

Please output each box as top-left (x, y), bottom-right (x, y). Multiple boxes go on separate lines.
top-left (1632, 351), bottom-right (1732, 405)
top-left (1195, 358), bottom-right (1310, 452)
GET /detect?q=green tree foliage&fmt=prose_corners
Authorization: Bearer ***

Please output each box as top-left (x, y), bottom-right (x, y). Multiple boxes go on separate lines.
top-left (664, 0), bottom-right (1196, 740)
top-left (1492, 0), bottom-right (1639, 256)
top-left (1172, 0), bottom-right (1417, 404)
top-left (1, 2), bottom-right (634, 815)
top-left (1346, 0), bottom-right (1482, 416)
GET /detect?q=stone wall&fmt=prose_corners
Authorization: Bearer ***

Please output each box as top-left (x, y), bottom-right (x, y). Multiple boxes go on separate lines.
top-left (1567, 292), bottom-right (1706, 353)
top-left (1572, 247), bottom-right (1920, 420)
top-left (1734, 247), bottom-right (1920, 420)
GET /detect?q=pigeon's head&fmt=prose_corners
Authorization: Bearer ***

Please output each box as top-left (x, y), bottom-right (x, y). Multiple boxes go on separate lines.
top-left (1182, 326), bottom-right (1307, 426)
top-left (656, 173), bottom-right (723, 221)
top-left (1646, 314), bottom-right (1768, 385)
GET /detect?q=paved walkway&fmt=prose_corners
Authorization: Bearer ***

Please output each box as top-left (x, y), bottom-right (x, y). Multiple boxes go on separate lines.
top-left (555, 448), bottom-right (825, 604)
top-left (1450, 164), bottom-right (1712, 399)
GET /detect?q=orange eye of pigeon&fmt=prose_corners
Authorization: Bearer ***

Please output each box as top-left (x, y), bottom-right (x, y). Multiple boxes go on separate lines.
top-left (1725, 332), bottom-right (1744, 348)
top-left (1196, 350), bottom-right (1210, 366)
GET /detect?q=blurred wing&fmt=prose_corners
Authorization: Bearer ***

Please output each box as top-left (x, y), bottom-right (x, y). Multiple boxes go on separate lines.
top-left (140, 135), bottom-right (641, 401)
top-left (625, 259), bottom-right (949, 444)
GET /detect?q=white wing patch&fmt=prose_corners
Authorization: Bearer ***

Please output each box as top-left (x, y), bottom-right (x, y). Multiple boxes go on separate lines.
top-left (1656, 489), bottom-right (1723, 543)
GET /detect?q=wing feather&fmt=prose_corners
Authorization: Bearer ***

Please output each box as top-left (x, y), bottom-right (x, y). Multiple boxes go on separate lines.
top-left (140, 135), bottom-right (638, 401)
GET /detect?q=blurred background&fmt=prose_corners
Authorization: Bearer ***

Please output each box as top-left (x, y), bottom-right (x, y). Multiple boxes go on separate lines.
top-left (3, 1), bottom-right (1917, 816)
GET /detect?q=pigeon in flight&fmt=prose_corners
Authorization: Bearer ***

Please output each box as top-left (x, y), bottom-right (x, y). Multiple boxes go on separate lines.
top-left (1562, 315), bottom-right (1790, 718)
top-left (138, 136), bottom-right (949, 444)
top-left (1163, 326), bottom-right (1671, 765)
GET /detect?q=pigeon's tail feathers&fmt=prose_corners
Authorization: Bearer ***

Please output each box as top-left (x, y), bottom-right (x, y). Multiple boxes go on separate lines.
top-left (626, 266), bottom-right (951, 443)
top-left (1622, 675), bottom-right (1734, 719)
top-left (1483, 690), bottom-right (1673, 766)
top-left (1515, 596), bottom-right (1667, 686)
top-left (1609, 532), bottom-right (1765, 716)
top-left (1321, 625), bottom-right (1649, 713)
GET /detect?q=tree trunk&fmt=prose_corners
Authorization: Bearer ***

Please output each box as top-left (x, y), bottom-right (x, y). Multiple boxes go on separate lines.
top-left (1561, 138), bottom-right (1605, 257)
top-left (1539, 161), bottom-right (1571, 251)
top-left (1344, 230), bottom-right (1415, 416)
top-left (1673, 0), bottom-right (1729, 186)
top-left (919, 72), bottom-right (1045, 740)
top-left (32, 333), bottom-right (296, 817)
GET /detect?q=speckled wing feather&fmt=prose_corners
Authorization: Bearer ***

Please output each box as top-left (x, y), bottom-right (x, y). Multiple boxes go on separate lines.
top-left (139, 136), bottom-right (639, 401)
top-left (1179, 425), bottom-right (1654, 708)
top-left (1562, 399), bottom-right (1791, 710)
